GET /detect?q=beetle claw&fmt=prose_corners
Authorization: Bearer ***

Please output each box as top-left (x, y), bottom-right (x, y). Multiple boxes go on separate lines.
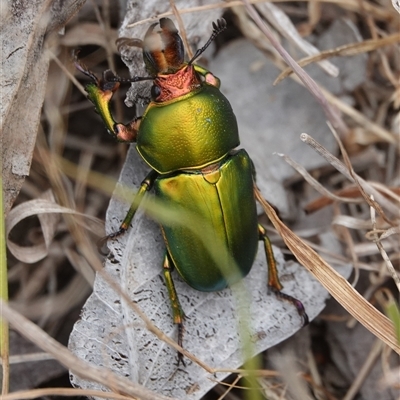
top-left (73, 51), bottom-right (121, 92)
top-left (176, 352), bottom-right (186, 367)
top-left (269, 286), bottom-right (309, 326)
top-left (212, 18), bottom-right (227, 33)
top-left (96, 228), bottom-right (127, 255)
top-left (73, 50), bottom-right (100, 85)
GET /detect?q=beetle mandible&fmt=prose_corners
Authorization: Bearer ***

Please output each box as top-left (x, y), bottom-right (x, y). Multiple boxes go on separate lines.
top-left (75, 17), bottom-right (308, 362)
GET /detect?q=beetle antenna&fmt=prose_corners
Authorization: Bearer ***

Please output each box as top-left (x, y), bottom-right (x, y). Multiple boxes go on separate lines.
top-left (103, 70), bottom-right (154, 84)
top-left (188, 18), bottom-right (227, 65)
top-left (73, 50), bottom-right (154, 86)
top-left (112, 76), bottom-right (154, 83)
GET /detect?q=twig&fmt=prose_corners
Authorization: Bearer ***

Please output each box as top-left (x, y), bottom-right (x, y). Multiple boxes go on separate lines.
top-left (300, 133), bottom-right (398, 220)
top-left (343, 339), bottom-right (384, 400)
top-left (368, 195), bottom-right (400, 292)
top-left (254, 186), bottom-right (400, 356)
top-left (242, 0), bottom-right (348, 137)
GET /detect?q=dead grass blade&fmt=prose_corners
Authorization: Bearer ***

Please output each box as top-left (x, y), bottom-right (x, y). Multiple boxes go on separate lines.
top-left (299, 133), bottom-right (398, 219)
top-left (304, 185), bottom-right (400, 214)
top-left (368, 197), bottom-right (400, 292)
top-left (257, 2), bottom-right (338, 77)
top-left (6, 197), bottom-right (104, 263)
top-left (0, 387), bottom-right (133, 400)
top-left (254, 187), bottom-right (400, 355)
top-left (276, 153), bottom-right (363, 204)
top-left (0, 300), bottom-right (178, 400)
top-left (242, 0), bottom-right (349, 138)
top-left (275, 33), bottom-right (400, 84)
top-left (342, 339), bottom-right (384, 400)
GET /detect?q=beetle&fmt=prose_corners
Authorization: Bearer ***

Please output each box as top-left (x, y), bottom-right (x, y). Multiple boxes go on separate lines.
top-left (75, 17), bottom-right (308, 362)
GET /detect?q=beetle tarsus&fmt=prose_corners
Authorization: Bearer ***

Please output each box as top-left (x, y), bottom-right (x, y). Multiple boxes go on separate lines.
top-left (108, 227), bottom-right (128, 239)
top-left (96, 228), bottom-right (127, 255)
top-left (177, 323), bottom-right (186, 367)
top-left (269, 286), bottom-right (309, 326)
top-left (177, 352), bottom-right (185, 367)
top-left (259, 224), bottom-right (309, 325)
top-left (212, 18), bottom-right (227, 34)
top-left (74, 55), bottom-right (100, 85)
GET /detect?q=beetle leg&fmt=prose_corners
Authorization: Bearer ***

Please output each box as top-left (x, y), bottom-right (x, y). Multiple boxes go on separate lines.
top-left (84, 78), bottom-right (141, 143)
top-left (98, 170), bottom-right (159, 252)
top-left (258, 224), bottom-right (309, 326)
top-left (163, 252), bottom-right (186, 365)
top-left (75, 56), bottom-right (140, 142)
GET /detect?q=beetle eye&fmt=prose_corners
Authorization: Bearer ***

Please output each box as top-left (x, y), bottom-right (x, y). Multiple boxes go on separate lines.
top-left (151, 85), bottom-right (161, 100)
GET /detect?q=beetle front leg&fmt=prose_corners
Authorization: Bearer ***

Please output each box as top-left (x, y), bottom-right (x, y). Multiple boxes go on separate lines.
top-left (163, 252), bottom-right (186, 365)
top-left (98, 170), bottom-right (159, 251)
top-left (258, 224), bottom-right (309, 326)
top-left (75, 58), bottom-right (140, 142)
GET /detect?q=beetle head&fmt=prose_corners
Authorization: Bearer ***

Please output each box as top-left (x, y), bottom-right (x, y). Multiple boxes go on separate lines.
top-left (143, 18), bottom-right (185, 75)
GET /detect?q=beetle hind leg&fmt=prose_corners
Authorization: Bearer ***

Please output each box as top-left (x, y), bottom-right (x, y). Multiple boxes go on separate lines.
top-left (163, 252), bottom-right (186, 365)
top-left (258, 224), bottom-right (309, 326)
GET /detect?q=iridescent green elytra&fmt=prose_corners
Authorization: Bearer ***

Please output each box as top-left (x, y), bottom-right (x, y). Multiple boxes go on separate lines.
top-left (155, 149), bottom-right (258, 291)
top-left (75, 17), bottom-right (308, 363)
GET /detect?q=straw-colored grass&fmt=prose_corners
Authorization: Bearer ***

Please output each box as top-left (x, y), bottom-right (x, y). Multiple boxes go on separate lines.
top-left (2, 1), bottom-right (399, 399)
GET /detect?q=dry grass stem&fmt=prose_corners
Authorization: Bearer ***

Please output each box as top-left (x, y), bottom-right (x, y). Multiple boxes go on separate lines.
top-left (3, 0), bottom-right (399, 397)
top-left (6, 198), bottom-right (104, 263)
top-left (343, 339), bottom-right (384, 400)
top-left (256, 2), bottom-right (338, 77)
top-left (0, 300), bottom-right (178, 400)
top-left (255, 187), bottom-right (400, 355)
top-left (275, 33), bottom-right (400, 84)
top-left (300, 133), bottom-right (398, 218)
top-left (1, 387), bottom-right (141, 400)
top-left (243, 0), bottom-right (349, 137)
top-left (276, 152), bottom-right (363, 204)
top-left (369, 197), bottom-right (400, 292)
top-left (2, 352), bottom-right (55, 365)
